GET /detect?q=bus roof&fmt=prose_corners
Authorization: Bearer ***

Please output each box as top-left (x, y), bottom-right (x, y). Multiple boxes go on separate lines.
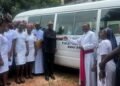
top-left (15, 0), bottom-right (120, 17)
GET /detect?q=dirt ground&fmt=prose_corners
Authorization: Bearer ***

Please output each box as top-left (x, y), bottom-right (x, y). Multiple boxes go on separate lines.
top-left (10, 66), bottom-right (79, 86)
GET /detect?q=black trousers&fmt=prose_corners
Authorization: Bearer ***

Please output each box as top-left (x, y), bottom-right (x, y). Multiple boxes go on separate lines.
top-left (44, 52), bottom-right (55, 76)
top-left (116, 59), bottom-right (120, 86)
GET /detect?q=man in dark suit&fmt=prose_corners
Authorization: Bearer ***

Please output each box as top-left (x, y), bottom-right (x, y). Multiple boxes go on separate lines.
top-left (43, 21), bottom-right (56, 81)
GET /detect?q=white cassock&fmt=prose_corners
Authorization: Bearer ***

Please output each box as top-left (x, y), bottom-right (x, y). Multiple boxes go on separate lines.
top-left (15, 31), bottom-right (27, 65)
top-left (97, 39), bottom-right (116, 86)
top-left (4, 29), bottom-right (17, 66)
top-left (68, 30), bottom-right (97, 86)
top-left (0, 34), bottom-right (9, 73)
top-left (26, 33), bottom-right (36, 62)
top-left (32, 29), bottom-right (44, 74)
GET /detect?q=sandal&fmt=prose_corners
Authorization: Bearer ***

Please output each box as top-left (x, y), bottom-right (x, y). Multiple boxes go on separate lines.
top-left (29, 75), bottom-right (33, 79)
top-left (15, 79), bottom-right (21, 84)
top-left (20, 79), bottom-right (25, 83)
top-left (25, 76), bottom-right (29, 79)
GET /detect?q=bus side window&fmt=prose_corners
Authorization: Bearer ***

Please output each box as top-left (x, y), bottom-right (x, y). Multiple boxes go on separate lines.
top-left (56, 10), bottom-right (97, 35)
top-left (101, 8), bottom-right (120, 44)
top-left (56, 13), bottom-right (74, 35)
top-left (57, 26), bottom-right (64, 34)
top-left (74, 10), bottom-right (97, 35)
top-left (41, 15), bottom-right (55, 29)
top-left (101, 8), bottom-right (120, 35)
top-left (28, 16), bottom-right (41, 24)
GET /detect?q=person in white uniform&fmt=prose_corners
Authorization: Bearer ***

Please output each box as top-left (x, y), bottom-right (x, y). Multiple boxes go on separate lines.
top-left (4, 23), bottom-right (17, 66)
top-left (25, 24), bottom-right (36, 78)
top-left (64, 24), bottom-right (97, 86)
top-left (0, 13), bottom-right (12, 86)
top-left (97, 29), bottom-right (116, 86)
top-left (32, 24), bottom-right (44, 74)
top-left (13, 23), bottom-right (29, 84)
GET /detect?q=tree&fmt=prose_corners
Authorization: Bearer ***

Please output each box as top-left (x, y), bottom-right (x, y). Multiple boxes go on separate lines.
top-left (0, 0), bottom-right (61, 16)
top-left (0, 0), bottom-right (14, 14)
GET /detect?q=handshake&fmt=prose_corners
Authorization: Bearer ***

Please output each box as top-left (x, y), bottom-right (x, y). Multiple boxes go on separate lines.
top-left (57, 36), bottom-right (68, 40)
top-left (63, 36), bottom-right (68, 40)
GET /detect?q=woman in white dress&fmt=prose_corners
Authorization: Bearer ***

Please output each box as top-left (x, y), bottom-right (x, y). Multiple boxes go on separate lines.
top-left (13, 23), bottom-right (29, 84)
top-left (25, 24), bottom-right (36, 78)
top-left (0, 14), bottom-right (11, 86)
top-left (4, 23), bottom-right (17, 67)
top-left (97, 29), bottom-right (116, 86)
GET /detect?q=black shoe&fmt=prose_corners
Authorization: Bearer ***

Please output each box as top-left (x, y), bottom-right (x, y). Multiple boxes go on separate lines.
top-left (50, 75), bottom-right (55, 80)
top-left (7, 82), bottom-right (11, 86)
top-left (45, 76), bottom-right (49, 81)
top-left (0, 83), bottom-right (3, 86)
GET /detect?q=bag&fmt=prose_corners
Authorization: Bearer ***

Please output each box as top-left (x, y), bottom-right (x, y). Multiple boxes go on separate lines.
top-left (36, 40), bottom-right (42, 48)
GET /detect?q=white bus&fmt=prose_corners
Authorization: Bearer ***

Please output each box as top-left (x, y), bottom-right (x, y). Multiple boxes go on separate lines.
top-left (13, 0), bottom-right (120, 69)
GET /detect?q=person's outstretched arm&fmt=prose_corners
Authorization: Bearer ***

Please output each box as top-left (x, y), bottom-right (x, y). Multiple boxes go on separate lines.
top-left (99, 46), bottom-right (120, 70)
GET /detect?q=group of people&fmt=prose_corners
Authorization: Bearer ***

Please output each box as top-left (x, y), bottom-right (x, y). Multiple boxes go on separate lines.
top-left (0, 12), bottom-right (57, 86)
top-left (64, 24), bottom-right (120, 86)
top-left (0, 12), bottom-right (120, 86)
